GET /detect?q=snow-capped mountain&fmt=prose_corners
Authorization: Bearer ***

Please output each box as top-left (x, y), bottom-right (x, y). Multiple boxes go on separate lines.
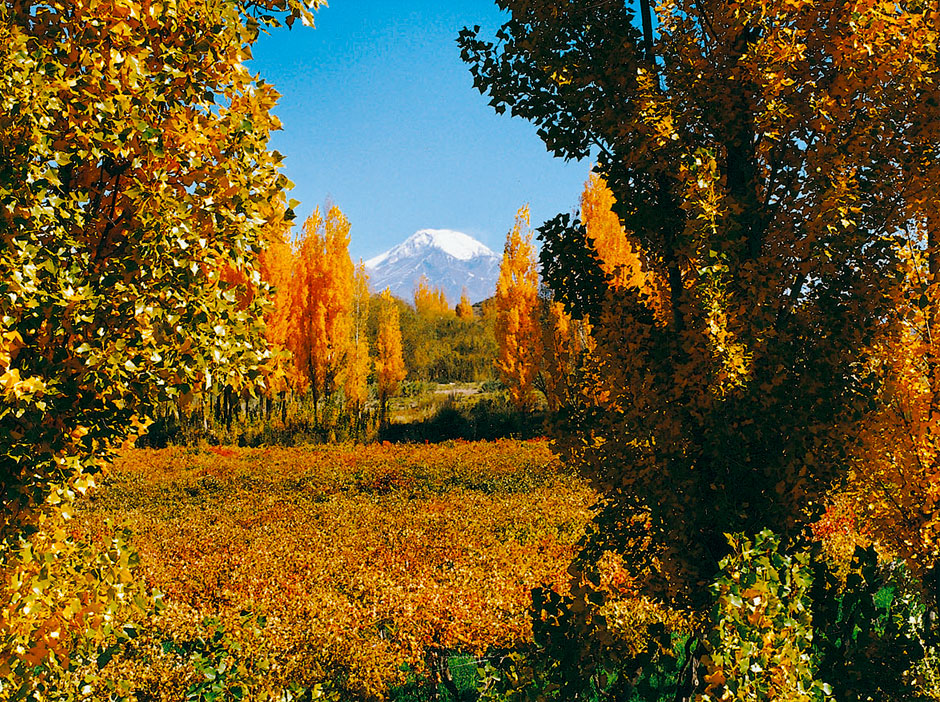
top-left (365, 229), bottom-right (501, 305)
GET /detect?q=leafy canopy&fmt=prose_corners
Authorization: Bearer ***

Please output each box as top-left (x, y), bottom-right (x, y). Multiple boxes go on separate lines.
top-left (0, 0), bottom-right (319, 536)
top-left (461, 0), bottom-right (940, 607)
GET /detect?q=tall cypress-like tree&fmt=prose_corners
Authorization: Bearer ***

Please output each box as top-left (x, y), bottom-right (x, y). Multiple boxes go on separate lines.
top-left (258, 206), bottom-right (296, 405)
top-left (375, 288), bottom-right (407, 423)
top-left (345, 260), bottom-right (372, 424)
top-left (288, 205), bottom-right (354, 424)
top-left (494, 205), bottom-right (542, 409)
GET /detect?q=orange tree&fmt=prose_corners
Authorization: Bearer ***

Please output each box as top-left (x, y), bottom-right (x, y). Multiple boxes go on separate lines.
top-left (258, 203), bottom-right (296, 405)
top-left (287, 204), bottom-right (355, 423)
top-left (494, 205), bottom-right (542, 410)
top-left (461, 0), bottom-right (940, 697)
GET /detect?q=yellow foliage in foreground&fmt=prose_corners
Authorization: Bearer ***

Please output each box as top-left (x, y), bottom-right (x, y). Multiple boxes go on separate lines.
top-left (74, 440), bottom-right (596, 700)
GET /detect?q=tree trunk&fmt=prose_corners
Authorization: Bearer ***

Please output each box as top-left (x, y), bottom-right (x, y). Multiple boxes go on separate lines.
top-left (927, 205), bottom-right (940, 608)
top-left (425, 647), bottom-right (460, 701)
top-left (673, 635), bottom-right (702, 702)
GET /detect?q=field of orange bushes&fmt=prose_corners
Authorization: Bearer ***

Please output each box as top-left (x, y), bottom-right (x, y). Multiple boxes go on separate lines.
top-left (75, 440), bottom-right (595, 699)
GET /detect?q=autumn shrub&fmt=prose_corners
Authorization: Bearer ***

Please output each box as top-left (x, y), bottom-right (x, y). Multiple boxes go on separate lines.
top-left (476, 534), bottom-right (693, 701)
top-left (810, 546), bottom-right (937, 702)
top-left (479, 380), bottom-right (504, 394)
top-left (700, 532), bottom-right (940, 701)
top-left (97, 605), bottom-right (330, 702)
top-left (477, 584), bottom-right (691, 702)
top-left (476, 529), bottom-right (940, 702)
top-left (699, 531), bottom-right (827, 702)
top-left (400, 381), bottom-right (430, 398)
top-left (0, 499), bottom-right (333, 700)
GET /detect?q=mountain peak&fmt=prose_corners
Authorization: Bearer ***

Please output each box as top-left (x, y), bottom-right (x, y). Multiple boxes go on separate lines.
top-left (365, 229), bottom-right (497, 268)
top-left (365, 229), bottom-right (501, 304)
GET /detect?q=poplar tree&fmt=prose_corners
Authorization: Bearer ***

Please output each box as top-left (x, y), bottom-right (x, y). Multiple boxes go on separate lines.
top-left (0, 0), bottom-right (319, 690)
top-left (288, 205), bottom-right (354, 424)
top-left (494, 205), bottom-right (542, 409)
top-left (0, 0), bottom-right (319, 540)
top-left (414, 275), bottom-right (453, 317)
top-left (344, 260), bottom-right (372, 424)
top-left (258, 209), bottom-right (296, 404)
top-left (581, 173), bottom-right (668, 320)
top-left (375, 288), bottom-right (407, 423)
top-left (455, 291), bottom-right (474, 320)
top-left (462, 0), bottom-right (940, 696)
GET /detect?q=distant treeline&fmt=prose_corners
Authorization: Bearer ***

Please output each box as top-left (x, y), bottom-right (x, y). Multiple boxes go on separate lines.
top-left (373, 293), bottom-right (497, 384)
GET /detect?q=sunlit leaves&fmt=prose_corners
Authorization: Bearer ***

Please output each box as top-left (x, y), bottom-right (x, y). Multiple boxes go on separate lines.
top-left (495, 206), bottom-right (542, 410)
top-left (75, 440), bottom-right (594, 700)
top-left (0, 0), bottom-right (319, 692)
top-left (702, 531), bottom-right (828, 702)
top-left (287, 205), bottom-right (355, 418)
top-left (0, 0), bottom-right (320, 537)
top-left (375, 288), bottom-right (407, 421)
top-left (0, 508), bottom-right (153, 700)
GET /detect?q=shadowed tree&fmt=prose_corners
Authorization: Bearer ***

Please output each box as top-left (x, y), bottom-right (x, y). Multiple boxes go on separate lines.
top-left (456, 290), bottom-right (474, 320)
top-left (461, 0), bottom-right (940, 697)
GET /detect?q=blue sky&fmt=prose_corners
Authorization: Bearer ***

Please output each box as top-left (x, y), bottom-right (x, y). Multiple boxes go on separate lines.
top-left (248, 0), bottom-right (591, 262)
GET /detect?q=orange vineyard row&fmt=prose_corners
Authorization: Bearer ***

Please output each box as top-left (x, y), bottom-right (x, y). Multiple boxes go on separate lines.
top-left (75, 440), bottom-right (596, 699)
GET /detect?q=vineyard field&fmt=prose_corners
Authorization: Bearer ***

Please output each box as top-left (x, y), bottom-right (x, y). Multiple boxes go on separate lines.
top-left (75, 440), bottom-right (596, 700)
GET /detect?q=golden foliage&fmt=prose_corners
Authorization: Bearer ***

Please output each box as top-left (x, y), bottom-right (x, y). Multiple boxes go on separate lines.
top-left (287, 205), bottom-right (354, 413)
top-left (375, 288), bottom-right (407, 418)
top-left (581, 173), bottom-right (670, 323)
top-left (258, 206), bottom-right (296, 396)
top-left (0, 505), bottom-right (152, 699)
top-left (0, 0), bottom-right (322, 688)
top-left (0, 0), bottom-right (316, 543)
top-left (844, 243), bottom-right (940, 574)
top-left (75, 441), bottom-right (594, 700)
top-left (344, 260), bottom-right (373, 416)
top-left (495, 206), bottom-right (542, 409)
top-left (414, 275), bottom-right (453, 318)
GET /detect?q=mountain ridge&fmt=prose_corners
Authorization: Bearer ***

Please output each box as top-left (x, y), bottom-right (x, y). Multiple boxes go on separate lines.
top-left (365, 229), bottom-right (501, 305)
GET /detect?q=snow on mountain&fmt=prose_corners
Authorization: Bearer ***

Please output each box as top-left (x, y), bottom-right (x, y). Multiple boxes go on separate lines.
top-left (365, 229), bottom-right (501, 305)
